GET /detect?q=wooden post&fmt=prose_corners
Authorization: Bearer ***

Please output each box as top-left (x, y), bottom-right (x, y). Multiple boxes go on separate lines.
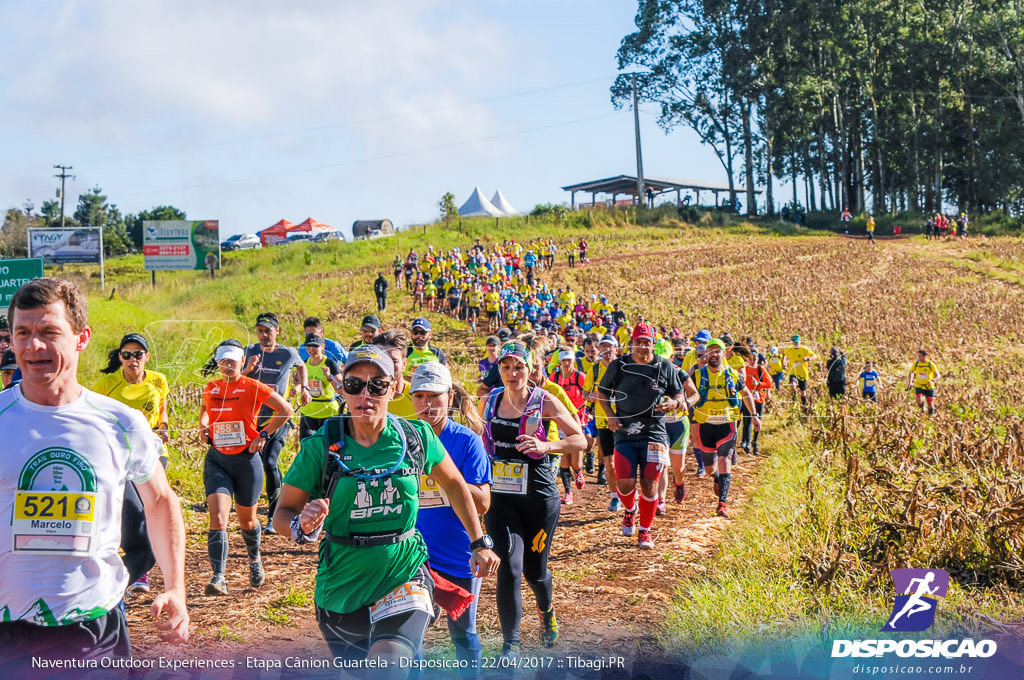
top-left (495, 217), bottom-right (499, 230)
top-left (151, 270), bottom-right (156, 287)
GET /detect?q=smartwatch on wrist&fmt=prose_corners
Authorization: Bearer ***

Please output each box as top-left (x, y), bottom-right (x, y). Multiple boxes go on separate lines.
top-left (469, 534), bottom-right (494, 551)
top-left (258, 430), bottom-right (270, 440)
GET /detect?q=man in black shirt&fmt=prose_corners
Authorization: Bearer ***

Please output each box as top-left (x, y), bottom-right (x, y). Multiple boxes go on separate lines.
top-left (597, 323), bottom-right (694, 549)
top-left (373, 273), bottom-right (388, 312)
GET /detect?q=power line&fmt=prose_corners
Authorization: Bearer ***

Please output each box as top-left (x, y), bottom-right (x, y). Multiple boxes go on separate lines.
top-left (79, 75), bottom-right (618, 165)
top-left (113, 110), bottom-right (625, 201)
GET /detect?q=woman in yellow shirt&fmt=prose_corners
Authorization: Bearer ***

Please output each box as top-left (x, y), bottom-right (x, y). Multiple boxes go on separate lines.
top-left (92, 332), bottom-right (171, 594)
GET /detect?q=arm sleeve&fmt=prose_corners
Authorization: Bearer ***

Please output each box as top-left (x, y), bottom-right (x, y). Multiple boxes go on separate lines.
top-left (325, 357), bottom-right (342, 376)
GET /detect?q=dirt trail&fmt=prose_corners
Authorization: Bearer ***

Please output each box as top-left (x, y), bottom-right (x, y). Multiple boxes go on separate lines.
top-left (125, 457), bottom-right (760, 663)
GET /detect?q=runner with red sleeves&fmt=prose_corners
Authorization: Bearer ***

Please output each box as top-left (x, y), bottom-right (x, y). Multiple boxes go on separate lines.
top-left (739, 347), bottom-right (773, 456)
top-left (551, 349), bottom-right (588, 504)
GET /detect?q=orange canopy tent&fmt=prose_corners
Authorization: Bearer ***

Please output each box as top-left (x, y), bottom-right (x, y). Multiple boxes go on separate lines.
top-left (260, 219), bottom-right (295, 246)
top-left (290, 217), bottom-right (333, 236)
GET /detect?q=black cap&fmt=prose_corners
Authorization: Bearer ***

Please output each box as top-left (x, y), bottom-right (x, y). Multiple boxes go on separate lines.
top-left (119, 333), bottom-right (149, 352)
top-left (0, 349), bottom-right (16, 371)
top-left (361, 315), bottom-right (381, 330)
top-left (255, 312), bottom-right (279, 329)
top-left (304, 332), bottom-right (325, 347)
top-left (0, 315), bottom-right (8, 332)
top-left (485, 335), bottom-right (500, 346)
top-left (496, 328), bottom-right (511, 341)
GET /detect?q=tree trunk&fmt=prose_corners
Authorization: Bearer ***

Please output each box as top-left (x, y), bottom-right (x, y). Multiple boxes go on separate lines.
top-left (742, 100), bottom-right (756, 215)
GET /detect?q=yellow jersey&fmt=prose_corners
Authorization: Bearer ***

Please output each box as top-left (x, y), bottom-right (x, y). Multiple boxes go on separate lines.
top-left (783, 345), bottom-right (816, 380)
top-left (911, 359), bottom-right (938, 390)
top-left (692, 366), bottom-right (743, 425)
top-left (387, 381), bottom-right (418, 419)
top-left (583, 362), bottom-right (612, 428)
top-left (92, 370), bottom-right (169, 430)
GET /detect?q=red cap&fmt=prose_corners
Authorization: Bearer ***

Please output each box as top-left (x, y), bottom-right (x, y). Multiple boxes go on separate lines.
top-left (632, 322), bottom-right (655, 341)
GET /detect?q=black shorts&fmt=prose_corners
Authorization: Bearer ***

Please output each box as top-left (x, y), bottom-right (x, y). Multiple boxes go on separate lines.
top-left (0, 605), bottom-right (129, 667)
top-left (315, 563), bottom-right (434, 661)
top-left (694, 421), bottom-right (737, 460)
top-left (598, 427), bottom-right (615, 458)
top-left (487, 310), bottom-right (498, 319)
top-left (789, 376), bottom-right (808, 391)
top-left (468, 306), bottom-right (480, 317)
top-left (204, 447), bottom-right (264, 506)
top-left (915, 388), bottom-right (935, 398)
top-left (863, 391), bottom-right (877, 401)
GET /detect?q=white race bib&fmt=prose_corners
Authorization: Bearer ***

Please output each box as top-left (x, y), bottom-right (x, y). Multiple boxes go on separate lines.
top-left (212, 421), bottom-right (246, 448)
top-left (418, 476), bottom-right (451, 508)
top-left (12, 491), bottom-right (96, 555)
top-left (647, 442), bottom-right (669, 466)
top-left (492, 460), bottom-right (527, 495)
top-left (308, 379), bottom-right (323, 398)
top-left (368, 582), bottom-right (432, 625)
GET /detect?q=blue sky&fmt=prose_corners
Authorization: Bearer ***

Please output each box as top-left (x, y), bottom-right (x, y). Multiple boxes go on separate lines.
top-left (0, 1), bottom-right (730, 238)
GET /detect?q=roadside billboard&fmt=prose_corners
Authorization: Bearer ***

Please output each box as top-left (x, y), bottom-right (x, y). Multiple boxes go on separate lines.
top-left (0, 258), bottom-right (44, 307)
top-left (27, 228), bottom-right (103, 265)
top-left (143, 220), bottom-right (220, 271)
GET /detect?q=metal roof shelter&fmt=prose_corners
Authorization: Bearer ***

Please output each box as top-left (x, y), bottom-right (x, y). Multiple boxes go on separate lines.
top-left (561, 174), bottom-right (758, 210)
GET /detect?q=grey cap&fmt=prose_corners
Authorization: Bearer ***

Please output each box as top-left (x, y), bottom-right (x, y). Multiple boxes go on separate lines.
top-left (344, 344), bottom-right (394, 377)
top-left (0, 349), bottom-right (16, 371)
top-left (410, 362), bottom-right (452, 394)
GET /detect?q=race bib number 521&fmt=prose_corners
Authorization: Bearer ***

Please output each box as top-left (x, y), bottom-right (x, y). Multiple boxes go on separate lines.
top-left (13, 491), bottom-right (96, 555)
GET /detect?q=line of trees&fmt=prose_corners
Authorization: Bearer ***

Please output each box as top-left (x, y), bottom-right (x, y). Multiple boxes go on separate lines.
top-left (1, 189), bottom-right (185, 258)
top-left (613, 0), bottom-right (1024, 217)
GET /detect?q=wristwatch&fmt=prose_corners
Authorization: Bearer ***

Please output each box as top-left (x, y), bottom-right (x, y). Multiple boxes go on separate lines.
top-left (258, 430), bottom-right (270, 440)
top-left (469, 535), bottom-right (494, 551)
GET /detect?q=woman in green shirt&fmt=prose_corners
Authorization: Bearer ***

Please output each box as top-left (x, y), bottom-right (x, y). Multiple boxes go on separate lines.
top-left (273, 345), bottom-right (499, 670)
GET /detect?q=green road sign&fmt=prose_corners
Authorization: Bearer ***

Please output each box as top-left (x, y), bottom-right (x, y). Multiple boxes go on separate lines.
top-left (0, 258), bottom-right (44, 307)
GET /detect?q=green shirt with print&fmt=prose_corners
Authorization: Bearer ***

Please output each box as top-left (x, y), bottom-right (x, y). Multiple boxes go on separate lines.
top-left (283, 417), bottom-right (446, 614)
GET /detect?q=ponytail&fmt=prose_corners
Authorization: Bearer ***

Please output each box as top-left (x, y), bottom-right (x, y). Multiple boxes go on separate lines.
top-left (450, 384), bottom-right (483, 435)
top-left (99, 348), bottom-right (122, 374)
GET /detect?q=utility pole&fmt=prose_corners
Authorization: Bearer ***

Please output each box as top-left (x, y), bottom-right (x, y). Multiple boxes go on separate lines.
top-left (53, 164), bottom-right (74, 227)
top-left (632, 73), bottom-right (645, 208)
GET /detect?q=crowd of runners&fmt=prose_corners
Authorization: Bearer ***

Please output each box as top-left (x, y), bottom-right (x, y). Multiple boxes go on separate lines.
top-left (0, 238), bottom-right (943, 676)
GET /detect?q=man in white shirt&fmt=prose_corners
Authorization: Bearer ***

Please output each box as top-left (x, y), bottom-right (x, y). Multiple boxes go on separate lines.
top-left (0, 278), bottom-right (188, 664)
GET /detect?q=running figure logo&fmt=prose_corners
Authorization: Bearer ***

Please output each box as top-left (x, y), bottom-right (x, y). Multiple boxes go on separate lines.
top-left (882, 568), bottom-right (949, 632)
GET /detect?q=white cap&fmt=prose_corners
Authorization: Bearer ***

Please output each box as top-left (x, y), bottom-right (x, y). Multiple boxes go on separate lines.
top-left (558, 350), bottom-right (575, 362)
top-left (215, 345), bottom-right (245, 362)
top-left (410, 362), bottom-right (452, 394)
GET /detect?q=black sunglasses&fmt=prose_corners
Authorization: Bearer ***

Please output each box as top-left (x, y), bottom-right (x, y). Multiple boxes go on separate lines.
top-left (120, 350), bottom-right (146, 360)
top-left (342, 376), bottom-right (393, 397)
top-left (0, 335), bottom-right (10, 343)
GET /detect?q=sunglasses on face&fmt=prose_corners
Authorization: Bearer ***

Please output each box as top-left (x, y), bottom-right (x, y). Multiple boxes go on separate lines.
top-left (120, 350), bottom-right (146, 360)
top-left (411, 330), bottom-right (428, 336)
top-left (342, 376), bottom-right (393, 396)
top-left (0, 335), bottom-right (10, 343)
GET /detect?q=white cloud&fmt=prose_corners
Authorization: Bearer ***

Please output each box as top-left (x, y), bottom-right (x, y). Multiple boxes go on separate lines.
top-left (0, 2), bottom-right (507, 156)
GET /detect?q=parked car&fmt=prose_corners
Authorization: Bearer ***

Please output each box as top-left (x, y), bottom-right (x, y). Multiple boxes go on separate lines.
top-left (286, 232), bottom-right (313, 244)
top-left (312, 230), bottom-right (346, 243)
top-left (221, 233), bottom-right (261, 251)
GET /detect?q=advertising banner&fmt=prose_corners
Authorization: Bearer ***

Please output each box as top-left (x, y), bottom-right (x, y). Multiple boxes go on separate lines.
top-left (27, 228), bottom-right (102, 265)
top-left (0, 257), bottom-right (44, 307)
top-left (143, 220), bottom-right (220, 271)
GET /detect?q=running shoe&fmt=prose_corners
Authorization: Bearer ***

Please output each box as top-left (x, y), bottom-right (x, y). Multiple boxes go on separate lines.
top-left (596, 468), bottom-right (607, 486)
top-left (574, 468), bottom-right (585, 490)
top-left (696, 469), bottom-right (706, 479)
top-left (716, 502), bottom-right (729, 518)
top-left (673, 482), bottom-right (686, 503)
top-left (740, 440), bottom-right (750, 452)
top-left (621, 509), bottom-right (636, 536)
top-left (751, 443), bottom-right (759, 456)
top-left (128, 572), bottom-right (150, 594)
top-left (607, 496), bottom-right (621, 512)
top-left (250, 558), bottom-right (265, 588)
top-left (656, 501), bottom-right (667, 516)
top-left (538, 607), bottom-right (559, 647)
top-left (500, 642), bottom-right (521, 662)
top-left (560, 490), bottom-right (573, 505)
top-left (205, 575), bottom-right (228, 596)
top-left (637, 528), bottom-right (654, 549)
top-left (263, 522), bottom-right (277, 536)
top-left (584, 452), bottom-right (596, 474)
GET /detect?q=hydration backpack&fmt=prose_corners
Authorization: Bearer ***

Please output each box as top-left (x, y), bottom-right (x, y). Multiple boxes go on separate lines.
top-left (481, 386), bottom-right (547, 460)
